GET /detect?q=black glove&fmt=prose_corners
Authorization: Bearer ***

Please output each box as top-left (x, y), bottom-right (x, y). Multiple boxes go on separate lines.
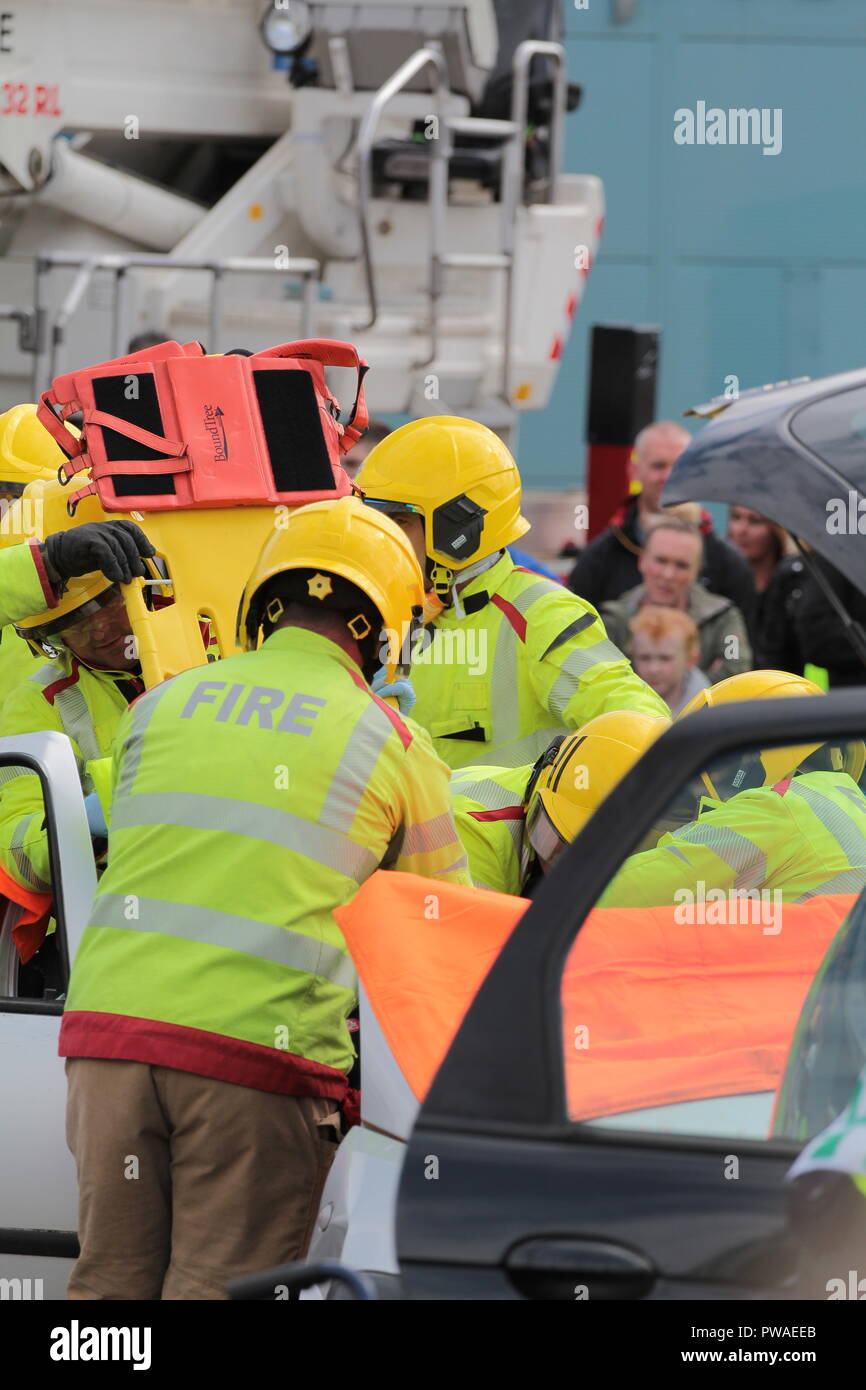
top-left (42, 521), bottom-right (156, 586)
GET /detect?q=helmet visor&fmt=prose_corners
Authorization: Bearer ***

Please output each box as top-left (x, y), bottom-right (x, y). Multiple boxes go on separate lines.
top-left (525, 796), bottom-right (569, 870)
top-left (362, 499), bottom-right (424, 520)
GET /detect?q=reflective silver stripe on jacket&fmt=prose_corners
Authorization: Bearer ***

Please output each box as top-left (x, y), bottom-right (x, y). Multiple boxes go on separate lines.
top-left (662, 844), bottom-right (691, 865)
top-left (400, 810), bottom-right (462, 857)
top-left (0, 764), bottom-right (32, 788)
top-left (837, 785), bottom-right (866, 815)
top-left (29, 664), bottom-right (101, 763)
top-left (510, 578), bottom-right (561, 615)
top-left (490, 610), bottom-right (521, 750)
top-left (500, 815), bottom-right (525, 863)
top-left (669, 821), bottom-right (768, 891)
top-left (440, 853), bottom-right (470, 876)
top-left (317, 700), bottom-right (397, 834)
top-left (10, 813), bottom-right (50, 892)
top-left (787, 780), bottom-right (866, 865)
top-left (114, 679), bottom-right (178, 799)
top-left (111, 790), bottom-right (379, 881)
top-left (486, 576), bottom-right (560, 749)
top-left (88, 892), bottom-right (357, 990)
top-left (795, 868), bottom-right (866, 902)
top-left (450, 773), bottom-right (525, 811)
top-left (547, 638), bottom-right (629, 720)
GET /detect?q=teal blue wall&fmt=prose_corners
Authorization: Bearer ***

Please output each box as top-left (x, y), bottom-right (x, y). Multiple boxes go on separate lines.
top-left (519, 0), bottom-right (866, 487)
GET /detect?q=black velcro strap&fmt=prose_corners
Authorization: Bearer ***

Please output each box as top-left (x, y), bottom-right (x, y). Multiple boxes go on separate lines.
top-left (253, 369), bottom-right (335, 493)
top-left (462, 591), bottom-right (490, 615)
top-left (92, 374), bottom-right (177, 498)
top-left (540, 611), bottom-right (597, 660)
top-left (442, 725), bottom-right (486, 742)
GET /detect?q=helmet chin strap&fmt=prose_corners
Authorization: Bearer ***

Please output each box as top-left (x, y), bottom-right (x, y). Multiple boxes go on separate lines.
top-left (429, 551), bottom-right (503, 620)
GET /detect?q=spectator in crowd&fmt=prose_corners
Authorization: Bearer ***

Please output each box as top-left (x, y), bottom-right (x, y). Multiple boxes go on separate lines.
top-left (794, 554), bottom-right (866, 688)
top-left (342, 419), bottom-right (393, 481)
top-left (127, 331), bottom-right (169, 353)
top-left (566, 420), bottom-right (756, 629)
top-left (629, 605), bottom-right (709, 716)
top-left (600, 515), bottom-right (752, 684)
top-left (727, 505), bottom-right (806, 672)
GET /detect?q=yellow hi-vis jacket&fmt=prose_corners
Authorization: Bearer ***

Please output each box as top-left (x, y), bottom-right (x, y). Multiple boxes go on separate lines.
top-left (0, 654), bottom-right (138, 890)
top-left (411, 552), bottom-right (668, 770)
top-left (0, 540), bottom-right (58, 629)
top-left (601, 770), bottom-right (866, 910)
top-left (60, 627), bottom-right (471, 1101)
top-left (0, 539), bottom-right (63, 718)
top-left (0, 625), bottom-right (39, 717)
top-left (451, 762), bottom-right (532, 895)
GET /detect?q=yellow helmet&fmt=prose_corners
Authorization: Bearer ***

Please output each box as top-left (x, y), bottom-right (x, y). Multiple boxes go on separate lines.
top-left (676, 668), bottom-right (865, 795)
top-left (0, 404), bottom-right (67, 490)
top-left (356, 416), bottom-right (530, 592)
top-left (237, 496), bottom-right (424, 681)
top-left (523, 712), bottom-right (671, 872)
top-left (4, 476), bottom-right (119, 644)
top-left (678, 668), bottom-right (824, 719)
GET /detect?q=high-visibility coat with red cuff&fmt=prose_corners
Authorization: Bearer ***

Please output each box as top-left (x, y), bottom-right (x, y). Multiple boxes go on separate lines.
top-left (601, 770), bottom-right (866, 910)
top-left (60, 627), bottom-right (472, 1108)
top-left (410, 551), bottom-right (669, 771)
top-left (0, 653), bottom-right (136, 893)
top-left (0, 539), bottom-right (58, 629)
top-left (450, 761), bottom-right (531, 894)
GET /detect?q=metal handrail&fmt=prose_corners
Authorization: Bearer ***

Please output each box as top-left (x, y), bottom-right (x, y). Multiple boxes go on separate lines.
top-left (353, 38), bottom-right (568, 405)
top-left (0, 302), bottom-right (43, 358)
top-left (356, 44), bottom-right (449, 354)
top-left (48, 260), bottom-right (97, 383)
top-left (510, 40), bottom-right (567, 206)
top-left (31, 252), bottom-right (321, 396)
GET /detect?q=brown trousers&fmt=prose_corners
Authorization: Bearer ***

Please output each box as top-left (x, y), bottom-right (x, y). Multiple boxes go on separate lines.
top-left (65, 1058), bottom-right (340, 1300)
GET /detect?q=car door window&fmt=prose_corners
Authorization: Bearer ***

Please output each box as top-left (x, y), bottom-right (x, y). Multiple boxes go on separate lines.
top-left (560, 733), bottom-right (866, 1144)
top-left (0, 771), bottom-right (67, 1011)
top-left (790, 384), bottom-right (866, 485)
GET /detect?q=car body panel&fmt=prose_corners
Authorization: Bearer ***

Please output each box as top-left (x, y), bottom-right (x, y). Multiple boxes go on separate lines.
top-left (395, 691), bottom-right (866, 1297)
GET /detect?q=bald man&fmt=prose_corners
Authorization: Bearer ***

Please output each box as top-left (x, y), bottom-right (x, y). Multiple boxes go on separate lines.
top-left (567, 420), bottom-right (755, 628)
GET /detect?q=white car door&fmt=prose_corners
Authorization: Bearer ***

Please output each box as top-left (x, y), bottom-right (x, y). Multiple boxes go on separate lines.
top-left (0, 732), bottom-right (97, 1301)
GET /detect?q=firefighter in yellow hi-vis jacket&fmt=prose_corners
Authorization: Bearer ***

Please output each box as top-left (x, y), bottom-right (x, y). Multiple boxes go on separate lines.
top-left (601, 670), bottom-right (866, 909)
top-left (61, 495), bottom-right (471, 1301)
top-left (356, 416), bottom-right (668, 771)
top-left (452, 712), bottom-right (669, 896)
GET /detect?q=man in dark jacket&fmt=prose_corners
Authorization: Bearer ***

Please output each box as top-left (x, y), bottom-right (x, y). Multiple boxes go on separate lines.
top-left (567, 421), bottom-right (756, 632)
